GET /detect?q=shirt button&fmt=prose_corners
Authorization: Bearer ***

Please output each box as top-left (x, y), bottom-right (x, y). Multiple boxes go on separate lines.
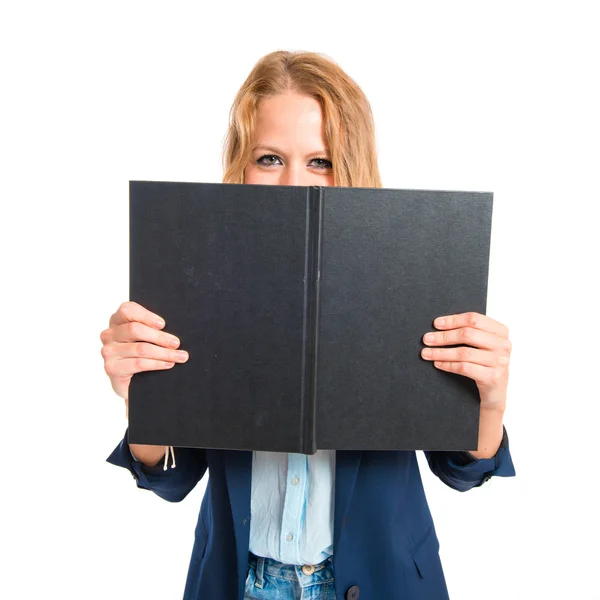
top-left (292, 477), bottom-right (299, 485)
top-left (286, 533), bottom-right (293, 542)
top-left (302, 564), bottom-right (315, 575)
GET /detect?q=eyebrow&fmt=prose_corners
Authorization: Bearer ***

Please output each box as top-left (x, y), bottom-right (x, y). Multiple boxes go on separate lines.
top-left (253, 145), bottom-right (331, 157)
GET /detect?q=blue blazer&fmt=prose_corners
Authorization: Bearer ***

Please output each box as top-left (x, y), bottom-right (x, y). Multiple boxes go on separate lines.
top-left (107, 428), bottom-right (515, 600)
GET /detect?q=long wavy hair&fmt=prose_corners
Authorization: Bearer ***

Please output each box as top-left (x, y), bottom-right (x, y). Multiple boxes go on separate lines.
top-left (221, 50), bottom-right (382, 188)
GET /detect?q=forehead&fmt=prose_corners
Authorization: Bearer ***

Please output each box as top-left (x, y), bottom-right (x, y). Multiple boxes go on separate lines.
top-left (253, 93), bottom-right (327, 148)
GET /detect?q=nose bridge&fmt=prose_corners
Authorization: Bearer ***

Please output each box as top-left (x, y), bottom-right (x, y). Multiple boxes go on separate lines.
top-left (281, 159), bottom-right (306, 186)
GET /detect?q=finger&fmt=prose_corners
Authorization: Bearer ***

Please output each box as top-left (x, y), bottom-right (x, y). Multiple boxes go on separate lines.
top-left (432, 360), bottom-right (506, 388)
top-left (112, 320), bottom-right (181, 349)
top-left (117, 341), bottom-right (189, 364)
top-left (105, 357), bottom-right (176, 378)
top-left (423, 327), bottom-right (511, 352)
top-left (109, 301), bottom-right (166, 330)
top-left (433, 312), bottom-right (509, 338)
top-left (421, 346), bottom-right (508, 367)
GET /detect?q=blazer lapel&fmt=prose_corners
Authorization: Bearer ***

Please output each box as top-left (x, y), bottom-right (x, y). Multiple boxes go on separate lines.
top-left (223, 449), bottom-right (253, 598)
top-left (334, 450), bottom-right (362, 551)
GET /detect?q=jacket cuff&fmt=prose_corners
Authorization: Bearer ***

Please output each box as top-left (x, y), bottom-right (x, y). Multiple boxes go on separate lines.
top-left (106, 429), bottom-right (165, 488)
top-left (445, 425), bottom-right (515, 483)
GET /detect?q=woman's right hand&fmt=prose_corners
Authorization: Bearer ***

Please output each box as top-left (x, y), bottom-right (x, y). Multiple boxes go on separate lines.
top-left (100, 301), bottom-right (189, 412)
top-left (100, 301), bottom-right (189, 466)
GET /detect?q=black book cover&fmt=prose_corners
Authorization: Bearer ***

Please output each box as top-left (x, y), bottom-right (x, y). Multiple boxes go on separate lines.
top-left (128, 181), bottom-right (493, 454)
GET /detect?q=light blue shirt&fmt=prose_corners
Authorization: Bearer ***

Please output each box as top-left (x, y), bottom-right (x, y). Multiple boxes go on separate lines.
top-left (131, 446), bottom-right (336, 566)
top-left (248, 450), bottom-right (336, 566)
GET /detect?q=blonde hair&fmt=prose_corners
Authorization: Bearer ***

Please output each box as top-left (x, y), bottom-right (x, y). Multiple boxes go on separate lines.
top-left (221, 50), bottom-right (382, 188)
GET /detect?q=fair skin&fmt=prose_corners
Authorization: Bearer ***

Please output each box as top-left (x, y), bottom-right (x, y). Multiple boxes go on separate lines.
top-left (100, 91), bottom-right (510, 465)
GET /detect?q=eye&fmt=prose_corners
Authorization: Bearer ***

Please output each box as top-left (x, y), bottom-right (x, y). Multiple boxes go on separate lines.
top-left (256, 154), bottom-right (282, 166)
top-left (256, 154), bottom-right (333, 170)
top-left (311, 157), bottom-right (333, 170)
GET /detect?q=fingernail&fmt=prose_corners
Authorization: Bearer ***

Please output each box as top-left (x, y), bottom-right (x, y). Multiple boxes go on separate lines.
top-left (177, 351), bottom-right (188, 361)
top-left (169, 337), bottom-right (180, 347)
top-left (435, 318), bottom-right (445, 326)
top-left (155, 318), bottom-right (165, 328)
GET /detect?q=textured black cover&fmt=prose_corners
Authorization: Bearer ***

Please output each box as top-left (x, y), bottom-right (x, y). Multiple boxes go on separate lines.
top-left (128, 181), bottom-right (493, 454)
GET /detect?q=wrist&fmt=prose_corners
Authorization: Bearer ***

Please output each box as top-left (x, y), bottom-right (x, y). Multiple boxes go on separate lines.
top-left (129, 443), bottom-right (167, 467)
top-left (480, 403), bottom-right (506, 417)
top-left (470, 404), bottom-right (505, 459)
top-left (479, 387), bottom-right (507, 414)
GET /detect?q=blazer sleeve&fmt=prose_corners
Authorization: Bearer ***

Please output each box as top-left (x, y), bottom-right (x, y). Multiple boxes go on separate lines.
top-left (424, 426), bottom-right (516, 492)
top-left (106, 428), bottom-right (208, 502)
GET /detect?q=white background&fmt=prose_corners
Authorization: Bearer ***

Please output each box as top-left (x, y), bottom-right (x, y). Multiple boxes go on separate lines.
top-left (2, 1), bottom-right (599, 598)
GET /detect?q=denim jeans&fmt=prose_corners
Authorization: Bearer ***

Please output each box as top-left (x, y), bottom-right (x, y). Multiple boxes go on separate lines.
top-left (243, 552), bottom-right (336, 600)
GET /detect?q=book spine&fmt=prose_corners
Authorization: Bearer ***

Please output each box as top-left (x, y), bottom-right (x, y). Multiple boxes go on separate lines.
top-left (300, 186), bottom-right (324, 454)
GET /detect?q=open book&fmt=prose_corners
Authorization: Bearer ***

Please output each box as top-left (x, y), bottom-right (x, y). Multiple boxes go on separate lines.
top-left (128, 181), bottom-right (493, 454)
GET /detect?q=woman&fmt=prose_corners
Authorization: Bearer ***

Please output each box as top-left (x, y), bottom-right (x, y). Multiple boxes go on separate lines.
top-left (102, 50), bottom-right (516, 600)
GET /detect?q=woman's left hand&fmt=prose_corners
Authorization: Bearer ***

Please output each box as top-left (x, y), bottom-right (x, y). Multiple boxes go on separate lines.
top-left (421, 312), bottom-right (511, 411)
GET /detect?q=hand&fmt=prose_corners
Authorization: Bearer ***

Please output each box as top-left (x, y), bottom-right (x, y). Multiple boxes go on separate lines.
top-left (421, 311), bottom-right (511, 411)
top-left (100, 301), bottom-right (190, 415)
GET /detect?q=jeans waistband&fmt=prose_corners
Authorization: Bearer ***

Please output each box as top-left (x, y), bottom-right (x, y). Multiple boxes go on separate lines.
top-left (248, 551), bottom-right (333, 587)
